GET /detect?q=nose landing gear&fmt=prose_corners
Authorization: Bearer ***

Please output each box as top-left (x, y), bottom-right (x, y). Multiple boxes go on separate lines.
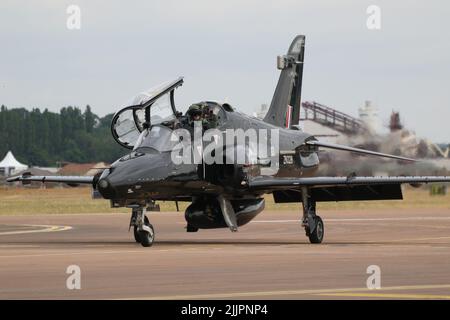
top-left (301, 187), bottom-right (324, 244)
top-left (130, 206), bottom-right (155, 247)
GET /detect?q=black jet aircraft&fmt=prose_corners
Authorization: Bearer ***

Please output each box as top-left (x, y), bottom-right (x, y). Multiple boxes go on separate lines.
top-left (8, 35), bottom-right (450, 247)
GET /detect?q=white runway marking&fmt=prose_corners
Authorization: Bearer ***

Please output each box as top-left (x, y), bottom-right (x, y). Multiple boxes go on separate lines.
top-left (315, 292), bottom-right (450, 299)
top-left (122, 283), bottom-right (450, 300)
top-left (0, 224), bottom-right (72, 236)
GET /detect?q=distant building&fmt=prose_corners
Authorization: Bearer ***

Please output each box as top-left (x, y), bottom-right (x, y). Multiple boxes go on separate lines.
top-left (0, 151), bottom-right (28, 176)
top-left (358, 100), bottom-right (382, 134)
top-left (58, 162), bottom-right (108, 176)
top-left (255, 104), bottom-right (268, 119)
top-left (299, 101), bottom-right (365, 144)
top-left (389, 111), bottom-right (403, 132)
top-left (34, 167), bottom-right (59, 174)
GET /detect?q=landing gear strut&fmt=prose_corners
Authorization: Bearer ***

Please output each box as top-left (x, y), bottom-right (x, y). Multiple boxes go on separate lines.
top-left (129, 206), bottom-right (155, 247)
top-left (301, 187), bottom-right (324, 244)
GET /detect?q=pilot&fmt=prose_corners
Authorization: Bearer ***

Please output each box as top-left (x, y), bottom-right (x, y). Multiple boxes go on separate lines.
top-left (202, 107), bottom-right (218, 129)
top-left (187, 104), bottom-right (203, 126)
top-left (186, 103), bottom-right (219, 131)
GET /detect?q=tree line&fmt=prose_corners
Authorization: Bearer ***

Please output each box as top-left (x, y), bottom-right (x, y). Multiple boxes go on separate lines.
top-left (0, 105), bottom-right (127, 166)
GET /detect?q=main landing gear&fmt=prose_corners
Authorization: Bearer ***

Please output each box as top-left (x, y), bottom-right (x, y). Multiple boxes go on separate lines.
top-left (301, 187), bottom-right (324, 244)
top-left (129, 206), bottom-right (155, 247)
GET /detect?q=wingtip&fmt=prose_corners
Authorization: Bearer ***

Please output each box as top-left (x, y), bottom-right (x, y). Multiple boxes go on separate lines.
top-left (6, 176), bottom-right (20, 182)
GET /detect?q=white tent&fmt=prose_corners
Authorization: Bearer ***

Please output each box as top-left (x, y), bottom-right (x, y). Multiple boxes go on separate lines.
top-left (0, 151), bottom-right (28, 176)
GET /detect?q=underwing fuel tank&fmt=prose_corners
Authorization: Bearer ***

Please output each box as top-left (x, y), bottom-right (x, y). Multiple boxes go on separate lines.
top-left (185, 198), bottom-right (265, 229)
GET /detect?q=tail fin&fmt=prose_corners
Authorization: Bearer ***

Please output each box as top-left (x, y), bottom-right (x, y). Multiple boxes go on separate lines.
top-left (263, 35), bottom-right (305, 128)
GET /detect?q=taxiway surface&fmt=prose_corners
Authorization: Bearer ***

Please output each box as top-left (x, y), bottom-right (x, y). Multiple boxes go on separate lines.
top-left (1, 209), bottom-right (450, 299)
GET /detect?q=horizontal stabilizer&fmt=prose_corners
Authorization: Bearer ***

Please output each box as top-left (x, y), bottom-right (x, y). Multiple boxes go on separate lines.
top-left (306, 140), bottom-right (416, 162)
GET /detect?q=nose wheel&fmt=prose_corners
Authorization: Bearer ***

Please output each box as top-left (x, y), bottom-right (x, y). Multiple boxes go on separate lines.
top-left (130, 207), bottom-right (155, 247)
top-left (135, 222), bottom-right (155, 247)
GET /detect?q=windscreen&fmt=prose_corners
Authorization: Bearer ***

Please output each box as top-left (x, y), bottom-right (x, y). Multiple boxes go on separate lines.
top-left (134, 125), bottom-right (179, 152)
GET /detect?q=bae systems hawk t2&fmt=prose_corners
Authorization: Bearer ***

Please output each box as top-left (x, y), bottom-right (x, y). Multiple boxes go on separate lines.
top-left (8, 35), bottom-right (450, 247)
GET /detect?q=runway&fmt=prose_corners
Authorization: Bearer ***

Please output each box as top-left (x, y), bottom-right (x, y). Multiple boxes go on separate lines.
top-left (1, 208), bottom-right (450, 299)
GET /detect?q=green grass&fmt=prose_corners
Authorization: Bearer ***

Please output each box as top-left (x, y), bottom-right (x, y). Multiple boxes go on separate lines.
top-left (0, 185), bottom-right (449, 215)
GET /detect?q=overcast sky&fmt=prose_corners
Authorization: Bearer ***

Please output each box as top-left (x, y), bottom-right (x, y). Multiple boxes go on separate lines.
top-left (1, 0), bottom-right (449, 142)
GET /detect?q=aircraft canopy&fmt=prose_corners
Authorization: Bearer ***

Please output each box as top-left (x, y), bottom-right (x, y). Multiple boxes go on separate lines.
top-left (111, 77), bottom-right (183, 149)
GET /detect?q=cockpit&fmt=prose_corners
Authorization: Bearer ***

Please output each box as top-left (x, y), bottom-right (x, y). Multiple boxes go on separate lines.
top-left (111, 77), bottom-right (229, 150)
top-left (135, 125), bottom-right (179, 152)
top-left (184, 101), bottom-right (226, 130)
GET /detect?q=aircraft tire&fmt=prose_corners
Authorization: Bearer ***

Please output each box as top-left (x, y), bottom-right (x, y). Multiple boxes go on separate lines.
top-left (139, 224), bottom-right (154, 247)
top-left (133, 227), bottom-right (140, 243)
top-left (308, 216), bottom-right (324, 244)
top-left (133, 216), bottom-right (150, 243)
top-left (139, 222), bottom-right (155, 247)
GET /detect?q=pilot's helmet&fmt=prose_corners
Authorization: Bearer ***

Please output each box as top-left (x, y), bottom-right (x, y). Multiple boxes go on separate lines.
top-left (187, 104), bottom-right (202, 118)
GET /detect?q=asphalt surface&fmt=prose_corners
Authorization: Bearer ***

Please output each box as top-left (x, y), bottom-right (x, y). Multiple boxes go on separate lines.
top-left (1, 208), bottom-right (450, 299)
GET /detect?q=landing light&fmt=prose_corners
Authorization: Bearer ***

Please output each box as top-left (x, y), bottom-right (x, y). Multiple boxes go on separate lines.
top-left (98, 179), bottom-right (109, 189)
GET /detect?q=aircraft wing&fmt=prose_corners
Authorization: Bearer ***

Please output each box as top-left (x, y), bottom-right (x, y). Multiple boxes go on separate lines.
top-left (248, 175), bottom-right (450, 189)
top-left (248, 175), bottom-right (450, 202)
top-left (6, 173), bottom-right (94, 186)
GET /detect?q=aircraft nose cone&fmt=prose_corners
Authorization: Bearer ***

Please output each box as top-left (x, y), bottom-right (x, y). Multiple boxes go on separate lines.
top-left (97, 177), bottom-right (116, 199)
top-left (99, 152), bottom-right (174, 199)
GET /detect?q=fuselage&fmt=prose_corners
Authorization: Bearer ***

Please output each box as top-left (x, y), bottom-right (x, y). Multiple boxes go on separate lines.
top-left (97, 103), bottom-right (319, 206)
